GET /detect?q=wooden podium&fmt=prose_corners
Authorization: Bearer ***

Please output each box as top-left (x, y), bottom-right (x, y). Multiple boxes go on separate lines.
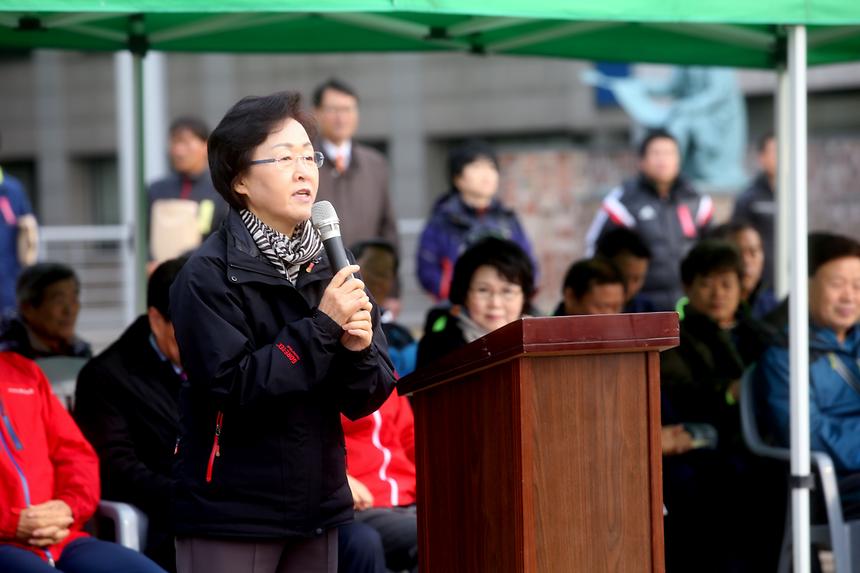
top-left (398, 313), bottom-right (679, 573)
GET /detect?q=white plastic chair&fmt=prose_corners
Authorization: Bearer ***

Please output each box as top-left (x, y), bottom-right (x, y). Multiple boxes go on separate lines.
top-left (95, 501), bottom-right (149, 551)
top-left (740, 367), bottom-right (860, 572)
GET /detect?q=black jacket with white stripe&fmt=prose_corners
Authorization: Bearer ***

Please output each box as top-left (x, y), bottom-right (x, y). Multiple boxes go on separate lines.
top-left (586, 174), bottom-right (713, 311)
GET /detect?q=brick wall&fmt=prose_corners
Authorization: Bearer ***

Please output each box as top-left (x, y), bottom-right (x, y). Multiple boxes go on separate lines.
top-left (495, 137), bottom-right (860, 314)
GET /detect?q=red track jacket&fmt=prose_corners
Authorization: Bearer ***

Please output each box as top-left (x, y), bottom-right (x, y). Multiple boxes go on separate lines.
top-left (342, 392), bottom-right (416, 507)
top-left (0, 352), bottom-right (99, 562)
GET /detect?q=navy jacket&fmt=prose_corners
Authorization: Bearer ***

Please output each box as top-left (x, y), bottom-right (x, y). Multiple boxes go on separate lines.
top-left (758, 324), bottom-right (860, 473)
top-left (169, 210), bottom-right (396, 539)
top-left (416, 192), bottom-right (536, 299)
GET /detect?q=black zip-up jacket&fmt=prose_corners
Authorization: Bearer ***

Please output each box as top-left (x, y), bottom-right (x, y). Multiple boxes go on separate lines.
top-left (73, 315), bottom-right (180, 570)
top-left (660, 308), bottom-right (746, 436)
top-left (731, 172), bottom-right (775, 286)
top-left (169, 209), bottom-right (396, 539)
top-left (586, 174), bottom-right (713, 311)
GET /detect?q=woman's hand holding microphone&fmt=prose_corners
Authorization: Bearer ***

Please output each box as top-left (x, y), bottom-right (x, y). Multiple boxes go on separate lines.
top-left (318, 265), bottom-right (374, 352)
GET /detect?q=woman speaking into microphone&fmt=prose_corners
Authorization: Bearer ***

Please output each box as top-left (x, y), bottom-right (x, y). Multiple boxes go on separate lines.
top-left (169, 91), bottom-right (396, 573)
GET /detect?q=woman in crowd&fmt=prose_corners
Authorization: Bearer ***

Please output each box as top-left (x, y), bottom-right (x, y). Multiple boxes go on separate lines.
top-left (415, 140), bottom-right (536, 301)
top-left (710, 222), bottom-right (777, 320)
top-left (417, 236), bottom-right (535, 368)
top-left (169, 91), bottom-right (396, 573)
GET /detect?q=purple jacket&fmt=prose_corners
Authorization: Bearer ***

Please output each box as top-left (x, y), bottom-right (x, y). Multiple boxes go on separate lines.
top-left (416, 192), bottom-right (537, 299)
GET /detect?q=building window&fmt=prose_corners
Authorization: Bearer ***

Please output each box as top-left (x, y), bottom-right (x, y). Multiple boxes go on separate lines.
top-left (74, 155), bottom-right (119, 225)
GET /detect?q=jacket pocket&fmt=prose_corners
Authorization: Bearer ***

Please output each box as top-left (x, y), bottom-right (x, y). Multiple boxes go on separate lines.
top-left (205, 411), bottom-right (224, 483)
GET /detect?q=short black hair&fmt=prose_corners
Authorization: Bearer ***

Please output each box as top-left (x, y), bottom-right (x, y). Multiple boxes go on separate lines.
top-left (809, 232), bottom-right (860, 277)
top-left (16, 263), bottom-right (79, 308)
top-left (448, 140), bottom-right (500, 186)
top-left (147, 257), bottom-right (188, 321)
top-left (638, 128), bottom-right (678, 158)
top-left (680, 239), bottom-right (744, 286)
top-left (595, 228), bottom-right (652, 260)
top-left (757, 131), bottom-right (774, 153)
top-left (169, 116), bottom-right (210, 142)
top-left (707, 221), bottom-right (758, 241)
top-left (351, 239), bottom-right (399, 273)
top-left (448, 237), bottom-right (535, 310)
top-left (312, 78), bottom-right (359, 108)
top-left (562, 257), bottom-right (624, 300)
top-left (208, 91), bottom-right (315, 210)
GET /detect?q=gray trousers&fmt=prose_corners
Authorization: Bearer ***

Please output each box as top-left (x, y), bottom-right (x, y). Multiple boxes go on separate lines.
top-left (176, 529), bottom-right (338, 573)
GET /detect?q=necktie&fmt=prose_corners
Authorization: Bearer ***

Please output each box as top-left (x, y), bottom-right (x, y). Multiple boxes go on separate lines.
top-left (334, 153), bottom-right (347, 175)
top-left (180, 177), bottom-right (193, 200)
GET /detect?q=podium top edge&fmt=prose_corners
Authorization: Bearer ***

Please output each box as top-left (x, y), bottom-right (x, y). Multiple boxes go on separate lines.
top-left (398, 312), bottom-right (679, 395)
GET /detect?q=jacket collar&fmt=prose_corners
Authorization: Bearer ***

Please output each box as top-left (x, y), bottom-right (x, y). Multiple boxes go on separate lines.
top-left (316, 138), bottom-right (361, 174)
top-left (681, 306), bottom-right (727, 336)
top-left (167, 168), bottom-right (210, 185)
top-left (438, 191), bottom-right (510, 224)
top-left (810, 323), bottom-right (860, 355)
top-left (635, 173), bottom-right (694, 201)
top-left (222, 209), bottom-right (332, 289)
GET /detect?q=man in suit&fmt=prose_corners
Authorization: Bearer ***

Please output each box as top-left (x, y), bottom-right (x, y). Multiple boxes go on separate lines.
top-left (313, 79), bottom-right (397, 252)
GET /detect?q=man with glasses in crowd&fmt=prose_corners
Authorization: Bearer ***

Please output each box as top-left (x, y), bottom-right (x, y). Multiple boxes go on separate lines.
top-left (312, 79), bottom-right (398, 253)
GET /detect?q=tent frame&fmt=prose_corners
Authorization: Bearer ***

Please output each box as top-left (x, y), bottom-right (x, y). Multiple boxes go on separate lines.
top-left (0, 6), bottom-right (835, 569)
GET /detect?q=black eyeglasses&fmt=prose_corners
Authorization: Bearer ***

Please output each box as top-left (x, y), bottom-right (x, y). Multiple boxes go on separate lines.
top-left (249, 151), bottom-right (324, 171)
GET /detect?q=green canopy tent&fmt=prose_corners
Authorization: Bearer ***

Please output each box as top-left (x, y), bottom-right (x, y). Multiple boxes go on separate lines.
top-left (0, 2), bottom-right (859, 67)
top-left (1, 3), bottom-right (859, 571)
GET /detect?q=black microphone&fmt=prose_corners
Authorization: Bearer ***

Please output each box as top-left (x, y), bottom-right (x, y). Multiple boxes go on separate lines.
top-left (311, 201), bottom-right (352, 274)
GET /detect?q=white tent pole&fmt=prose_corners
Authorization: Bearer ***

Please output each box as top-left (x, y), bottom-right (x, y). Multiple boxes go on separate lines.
top-left (143, 51), bottom-right (168, 186)
top-left (775, 64), bottom-right (790, 299)
top-left (788, 24), bottom-right (812, 573)
top-left (114, 52), bottom-right (138, 326)
top-left (133, 51), bottom-right (147, 312)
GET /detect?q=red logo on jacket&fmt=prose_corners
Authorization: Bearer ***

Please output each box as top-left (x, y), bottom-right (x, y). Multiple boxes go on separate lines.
top-left (277, 343), bottom-right (300, 364)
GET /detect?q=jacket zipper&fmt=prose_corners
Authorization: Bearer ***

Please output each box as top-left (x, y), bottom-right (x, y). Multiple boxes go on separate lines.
top-left (205, 411), bottom-right (224, 483)
top-left (0, 398), bottom-right (23, 450)
top-left (0, 398), bottom-right (52, 565)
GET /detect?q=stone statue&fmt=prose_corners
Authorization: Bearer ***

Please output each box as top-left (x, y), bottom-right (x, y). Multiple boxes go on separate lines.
top-left (583, 66), bottom-right (748, 189)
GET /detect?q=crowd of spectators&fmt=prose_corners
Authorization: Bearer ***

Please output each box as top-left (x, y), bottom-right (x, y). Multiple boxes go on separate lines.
top-left (1, 76), bottom-right (857, 573)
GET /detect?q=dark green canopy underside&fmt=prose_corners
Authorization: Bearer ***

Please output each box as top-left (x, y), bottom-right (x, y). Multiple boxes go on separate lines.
top-left (0, 2), bottom-right (858, 68)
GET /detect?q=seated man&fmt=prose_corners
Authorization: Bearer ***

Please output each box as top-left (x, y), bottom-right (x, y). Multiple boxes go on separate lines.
top-left (555, 257), bottom-right (625, 316)
top-left (662, 240), bottom-right (748, 432)
top-left (757, 232), bottom-right (860, 517)
top-left (594, 227), bottom-right (656, 313)
top-left (0, 351), bottom-right (164, 572)
top-left (343, 391), bottom-right (418, 573)
top-left (73, 258), bottom-right (186, 572)
top-left (0, 263), bottom-right (91, 360)
top-left (661, 239), bottom-right (783, 573)
top-left (555, 255), bottom-right (694, 457)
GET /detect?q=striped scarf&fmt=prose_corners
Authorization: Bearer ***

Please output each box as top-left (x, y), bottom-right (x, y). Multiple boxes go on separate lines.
top-left (239, 209), bottom-right (323, 283)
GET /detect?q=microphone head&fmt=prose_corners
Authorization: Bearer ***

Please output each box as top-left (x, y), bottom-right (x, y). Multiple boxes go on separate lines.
top-left (311, 200), bottom-right (342, 241)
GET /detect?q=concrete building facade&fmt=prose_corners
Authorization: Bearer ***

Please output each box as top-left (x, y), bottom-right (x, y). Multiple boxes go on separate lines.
top-left (1, 51), bottom-right (859, 347)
